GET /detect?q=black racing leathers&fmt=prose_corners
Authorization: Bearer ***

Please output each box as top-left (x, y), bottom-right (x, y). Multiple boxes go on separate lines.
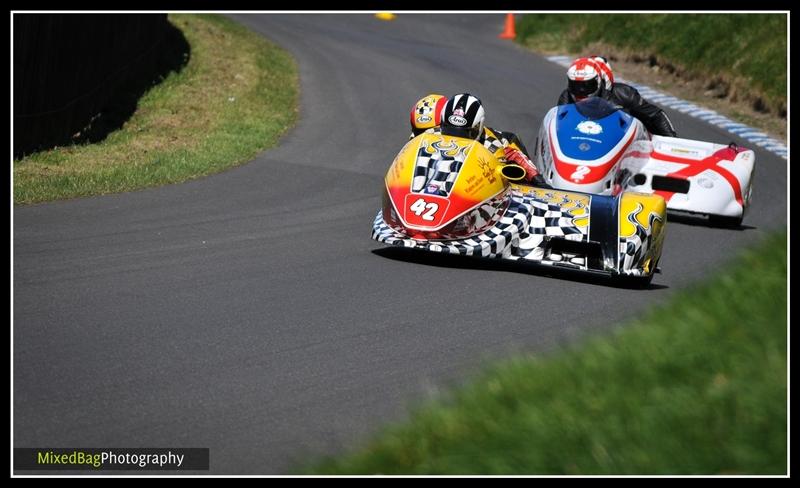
top-left (558, 82), bottom-right (677, 137)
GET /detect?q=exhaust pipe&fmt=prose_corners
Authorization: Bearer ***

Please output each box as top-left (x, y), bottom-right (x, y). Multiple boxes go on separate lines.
top-left (497, 164), bottom-right (527, 181)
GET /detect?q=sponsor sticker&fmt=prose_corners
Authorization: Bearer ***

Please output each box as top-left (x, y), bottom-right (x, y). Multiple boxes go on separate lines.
top-left (577, 120), bottom-right (603, 135)
top-left (448, 115), bottom-right (467, 126)
top-left (697, 177), bottom-right (714, 189)
top-left (571, 136), bottom-right (603, 144)
top-left (417, 115), bottom-right (432, 124)
top-left (670, 147), bottom-right (700, 156)
top-left (425, 183), bottom-right (442, 194)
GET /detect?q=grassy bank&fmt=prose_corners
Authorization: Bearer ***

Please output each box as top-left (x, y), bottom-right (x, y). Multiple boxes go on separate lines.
top-left (13, 14), bottom-right (298, 205)
top-left (305, 230), bottom-right (787, 474)
top-left (516, 14), bottom-right (787, 117)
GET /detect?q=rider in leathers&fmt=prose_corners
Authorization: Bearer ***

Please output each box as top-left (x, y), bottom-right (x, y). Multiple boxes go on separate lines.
top-left (558, 56), bottom-right (677, 138)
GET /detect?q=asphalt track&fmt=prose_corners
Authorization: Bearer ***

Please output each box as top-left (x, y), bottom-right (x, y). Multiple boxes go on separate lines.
top-left (13, 14), bottom-right (787, 474)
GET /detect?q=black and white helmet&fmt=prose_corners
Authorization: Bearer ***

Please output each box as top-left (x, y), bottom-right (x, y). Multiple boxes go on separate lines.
top-left (441, 93), bottom-right (485, 140)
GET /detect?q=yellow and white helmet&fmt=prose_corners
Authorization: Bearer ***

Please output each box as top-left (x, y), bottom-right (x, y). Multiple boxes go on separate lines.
top-left (410, 94), bottom-right (448, 136)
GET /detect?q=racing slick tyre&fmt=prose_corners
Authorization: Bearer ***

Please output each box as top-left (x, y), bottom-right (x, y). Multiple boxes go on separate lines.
top-left (708, 214), bottom-right (744, 228)
top-left (613, 273), bottom-right (654, 289)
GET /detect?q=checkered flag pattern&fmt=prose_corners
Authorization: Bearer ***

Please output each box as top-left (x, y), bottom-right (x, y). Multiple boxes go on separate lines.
top-left (482, 131), bottom-right (507, 158)
top-left (527, 199), bottom-right (587, 237)
top-left (372, 192), bottom-right (532, 259)
top-left (373, 189), bottom-right (589, 262)
top-left (411, 141), bottom-right (467, 196)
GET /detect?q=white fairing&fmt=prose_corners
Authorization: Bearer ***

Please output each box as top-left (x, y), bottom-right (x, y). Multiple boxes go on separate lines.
top-left (533, 107), bottom-right (648, 195)
top-left (620, 136), bottom-right (756, 219)
top-left (533, 107), bottom-right (558, 181)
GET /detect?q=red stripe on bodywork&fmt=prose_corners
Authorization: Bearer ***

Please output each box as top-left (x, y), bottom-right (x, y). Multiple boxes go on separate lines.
top-left (650, 147), bottom-right (745, 206)
top-left (434, 96), bottom-right (447, 125)
top-left (387, 184), bottom-right (483, 231)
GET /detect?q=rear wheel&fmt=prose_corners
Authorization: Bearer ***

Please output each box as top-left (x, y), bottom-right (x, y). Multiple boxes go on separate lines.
top-left (708, 214), bottom-right (743, 228)
top-left (614, 273), bottom-right (654, 289)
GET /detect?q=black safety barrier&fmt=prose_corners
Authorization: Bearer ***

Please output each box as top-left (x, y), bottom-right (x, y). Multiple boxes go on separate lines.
top-left (13, 14), bottom-right (191, 158)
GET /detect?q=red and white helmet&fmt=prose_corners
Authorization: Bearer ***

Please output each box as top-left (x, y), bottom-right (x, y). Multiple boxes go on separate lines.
top-left (566, 57), bottom-right (604, 100)
top-left (589, 55), bottom-right (614, 91)
top-left (410, 94), bottom-right (448, 136)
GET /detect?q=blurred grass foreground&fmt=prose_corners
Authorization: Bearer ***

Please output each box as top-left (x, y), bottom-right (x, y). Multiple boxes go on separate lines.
top-left (306, 230), bottom-right (787, 474)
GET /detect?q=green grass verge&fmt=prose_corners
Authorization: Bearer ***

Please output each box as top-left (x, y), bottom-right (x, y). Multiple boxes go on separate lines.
top-left (304, 230), bottom-right (787, 474)
top-left (13, 14), bottom-right (298, 205)
top-left (516, 13), bottom-right (787, 115)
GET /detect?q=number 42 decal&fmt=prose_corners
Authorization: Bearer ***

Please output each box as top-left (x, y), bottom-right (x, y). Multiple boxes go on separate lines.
top-left (409, 198), bottom-right (439, 221)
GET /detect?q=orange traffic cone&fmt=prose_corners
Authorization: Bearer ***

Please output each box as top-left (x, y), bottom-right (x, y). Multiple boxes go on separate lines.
top-left (499, 13), bottom-right (516, 39)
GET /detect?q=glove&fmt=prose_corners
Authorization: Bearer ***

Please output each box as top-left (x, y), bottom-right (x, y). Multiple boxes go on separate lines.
top-left (503, 147), bottom-right (539, 181)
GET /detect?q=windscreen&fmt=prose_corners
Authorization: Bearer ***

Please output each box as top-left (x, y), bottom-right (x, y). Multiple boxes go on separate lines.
top-left (573, 97), bottom-right (621, 120)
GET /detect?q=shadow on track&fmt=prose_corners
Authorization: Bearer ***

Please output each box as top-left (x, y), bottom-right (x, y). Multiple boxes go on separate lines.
top-left (371, 247), bottom-right (669, 291)
top-left (14, 16), bottom-right (191, 157)
top-left (69, 21), bottom-right (191, 147)
top-left (667, 212), bottom-right (757, 231)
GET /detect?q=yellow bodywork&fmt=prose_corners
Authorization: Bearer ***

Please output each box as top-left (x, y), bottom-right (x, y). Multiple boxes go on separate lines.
top-left (379, 132), bottom-right (667, 278)
top-left (619, 191), bottom-right (667, 275)
top-left (619, 192), bottom-right (667, 238)
top-left (386, 132), bottom-right (509, 209)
